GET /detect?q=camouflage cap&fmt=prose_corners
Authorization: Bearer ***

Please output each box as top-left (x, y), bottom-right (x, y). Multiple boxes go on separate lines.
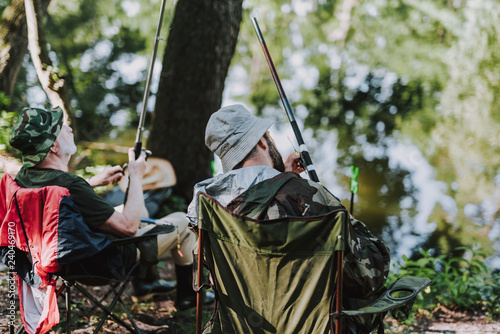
top-left (9, 107), bottom-right (64, 167)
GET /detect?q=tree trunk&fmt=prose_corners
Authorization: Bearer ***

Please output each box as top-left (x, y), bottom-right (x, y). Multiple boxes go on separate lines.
top-left (25, 0), bottom-right (73, 125)
top-left (0, 0), bottom-right (50, 105)
top-left (149, 0), bottom-right (243, 201)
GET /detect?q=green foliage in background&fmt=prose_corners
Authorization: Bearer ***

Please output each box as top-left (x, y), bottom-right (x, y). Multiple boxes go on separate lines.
top-left (0, 110), bottom-right (15, 150)
top-left (0, 93), bottom-right (16, 156)
top-left (4, 0), bottom-right (499, 272)
top-left (8, 0), bottom-right (176, 145)
top-left (237, 0), bottom-right (500, 260)
top-left (155, 194), bottom-right (188, 218)
top-left (0, 0), bottom-right (8, 16)
top-left (389, 246), bottom-right (500, 318)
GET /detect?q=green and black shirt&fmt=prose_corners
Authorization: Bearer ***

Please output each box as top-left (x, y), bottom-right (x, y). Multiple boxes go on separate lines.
top-left (15, 167), bottom-right (115, 230)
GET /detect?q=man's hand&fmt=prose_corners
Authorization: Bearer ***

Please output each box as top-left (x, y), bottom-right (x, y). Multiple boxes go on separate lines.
top-left (283, 152), bottom-right (305, 174)
top-left (87, 165), bottom-right (124, 187)
top-left (127, 148), bottom-right (147, 181)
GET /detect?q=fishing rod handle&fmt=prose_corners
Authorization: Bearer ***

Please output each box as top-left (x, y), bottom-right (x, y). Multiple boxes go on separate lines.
top-left (289, 120), bottom-right (319, 182)
top-left (133, 141), bottom-right (143, 160)
top-left (350, 192), bottom-right (355, 216)
top-left (133, 142), bottom-right (152, 160)
top-left (300, 150), bottom-right (319, 182)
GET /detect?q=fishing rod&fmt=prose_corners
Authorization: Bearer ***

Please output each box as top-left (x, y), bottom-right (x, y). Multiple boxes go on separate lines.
top-left (124, 0), bottom-right (167, 205)
top-left (134, 0), bottom-right (168, 159)
top-left (251, 17), bottom-right (320, 183)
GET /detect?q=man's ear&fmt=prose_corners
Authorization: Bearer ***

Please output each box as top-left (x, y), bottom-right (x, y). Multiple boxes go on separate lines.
top-left (256, 137), bottom-right (268, 150)
top-left (49, 140), bottom-right (60, 154)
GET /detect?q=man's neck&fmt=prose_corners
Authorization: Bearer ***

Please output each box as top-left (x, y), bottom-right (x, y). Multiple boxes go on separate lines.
top-left (239, 147), bottom-right (273, 169)
top-left (239, 159), bottom-right (272, 169)
top-left (34, 154), bottom-right (70, 172)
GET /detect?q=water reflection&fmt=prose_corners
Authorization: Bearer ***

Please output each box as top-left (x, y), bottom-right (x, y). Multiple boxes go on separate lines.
top-left (292, 67), bottom-right (498, 268)
top-left (225, 46), bottom-right (499, 268)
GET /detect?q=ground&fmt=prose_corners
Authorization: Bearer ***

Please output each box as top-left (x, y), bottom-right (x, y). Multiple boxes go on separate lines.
top-left (1, 260), bottom-right (499, 334)
top-left (385, 308), bottom-right (500, 334)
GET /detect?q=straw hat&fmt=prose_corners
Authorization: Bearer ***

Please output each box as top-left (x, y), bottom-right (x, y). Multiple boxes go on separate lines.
top-left (119, 157), bottom-right (176, 192)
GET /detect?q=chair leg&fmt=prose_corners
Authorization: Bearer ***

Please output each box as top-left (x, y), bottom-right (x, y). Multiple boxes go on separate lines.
top-left (196, 230), bottom-right (205, 334)
top-left (15, 326), bottom-right (26, 334)
top-left (71, 282), bottom-right (139, 334)
top-left (335, 250), bottom-right (344, 334)
top-left (118, 297), bottom-right (142, 333)
top-left (87, 281), bottom-right (119, 315)
top-left (65, 281), bottom-right (71, 334)
top-left (94, 262), bottom-right (142, 333)
top-left (63, 261), bottom-right (142, 333)
top-left (93, 278), bottom-right (134, 334)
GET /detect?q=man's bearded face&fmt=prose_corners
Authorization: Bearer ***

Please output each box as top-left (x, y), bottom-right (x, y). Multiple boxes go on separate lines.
top-left (267, 136), bottom-right (285, 173)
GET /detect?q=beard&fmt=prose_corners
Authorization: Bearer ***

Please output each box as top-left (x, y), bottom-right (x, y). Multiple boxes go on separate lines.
top-left (63, 142), bottom-right (77, 155)
top-left (268, 139), bottom-right (285, 172)
top-left (57, 137), bottom-right (77, 155)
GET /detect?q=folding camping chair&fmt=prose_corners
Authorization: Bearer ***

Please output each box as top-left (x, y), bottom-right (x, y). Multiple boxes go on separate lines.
top-left (54, 220), bottom-right (174, 334)
top-left (0, 173), bottom-right (175, 334)
top-left (194, 193), bottom-right (431, 334)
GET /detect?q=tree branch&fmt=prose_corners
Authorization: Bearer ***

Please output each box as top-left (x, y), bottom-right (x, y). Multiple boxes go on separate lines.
top-left (329, 0), bottom-right (358, 48)
top-left (25, 0), bottom-right (73, 125)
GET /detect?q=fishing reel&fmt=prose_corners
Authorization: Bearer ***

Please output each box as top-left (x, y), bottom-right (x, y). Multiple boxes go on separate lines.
top-left (143, 149), bottom-right (153, 159)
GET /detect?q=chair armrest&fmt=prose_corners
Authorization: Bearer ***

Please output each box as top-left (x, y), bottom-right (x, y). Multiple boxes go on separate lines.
top-left (140, 217), bottom-right (159, 224)
top-left (341, 277), bottom-right (432, 320)
top-left (110, 223), bottom-right (175, 247)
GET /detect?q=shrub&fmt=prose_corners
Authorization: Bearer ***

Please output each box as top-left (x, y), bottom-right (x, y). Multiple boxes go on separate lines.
top-left (389, 246), bottom-right (500, 316)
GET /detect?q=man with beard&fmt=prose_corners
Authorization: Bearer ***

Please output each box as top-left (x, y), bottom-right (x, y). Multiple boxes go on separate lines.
top-left (187, 103), bottom-right (345, 222)
top-left (187, 104), bottom-right (391, 333)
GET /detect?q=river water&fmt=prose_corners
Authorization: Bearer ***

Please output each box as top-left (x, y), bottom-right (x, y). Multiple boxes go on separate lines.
top-left (212, 107), bottom-right (500, 269)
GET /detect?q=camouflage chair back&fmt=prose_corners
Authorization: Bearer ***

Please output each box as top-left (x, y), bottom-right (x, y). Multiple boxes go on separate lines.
top-left (195, 193), bottom-right (431, 334)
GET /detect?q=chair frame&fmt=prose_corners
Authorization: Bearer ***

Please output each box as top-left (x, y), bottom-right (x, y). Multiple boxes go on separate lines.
top-left (12, 259), bottom-right (144, 334)
top-left (193, 194), bottom-right (432, 334)
top-left (195, 194), bottom-right (347, 334)
top-left (1, 173), bottom-right (174, 334)
top-left (59, 259), bottom-right (143, 334)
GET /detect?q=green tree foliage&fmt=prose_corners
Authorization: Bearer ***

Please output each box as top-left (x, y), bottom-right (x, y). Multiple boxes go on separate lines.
top-left (382, 1), bottom-right (500, 254)
top-left (234, 0), bottom-right (499, 261)
top-left (3, 0), bottom-right (499, 264)
top-left (43, 0), bottom-right (146, 142)
top-left (0, 92), bottom-right (17, 156)
top-left (6, 0), bottom-right (176, 146)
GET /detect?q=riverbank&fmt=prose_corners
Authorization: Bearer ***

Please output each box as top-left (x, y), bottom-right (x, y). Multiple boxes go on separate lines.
top-left (1, 263), bottom-right (499, 333)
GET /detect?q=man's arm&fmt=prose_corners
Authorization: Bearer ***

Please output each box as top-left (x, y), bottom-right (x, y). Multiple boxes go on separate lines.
top-left (87, 165), bottom-right (124, 187)
top-left (97, 149), bottom-right (147, 237)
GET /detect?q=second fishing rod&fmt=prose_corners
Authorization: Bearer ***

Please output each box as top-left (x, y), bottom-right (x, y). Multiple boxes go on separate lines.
top-left (251, 17), bottom-right (320, 183)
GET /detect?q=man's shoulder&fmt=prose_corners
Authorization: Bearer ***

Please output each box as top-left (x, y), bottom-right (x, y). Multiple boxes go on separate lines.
top-left (15, 166), bottom-right (81, 189)
top-left (228, 172), bottom-right (344, 218)
top-left (258, 172), bottom-right (326, 193)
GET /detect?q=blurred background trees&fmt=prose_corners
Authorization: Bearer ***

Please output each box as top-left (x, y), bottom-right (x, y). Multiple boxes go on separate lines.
top-left (1, 0), bottom-right (499, 266)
